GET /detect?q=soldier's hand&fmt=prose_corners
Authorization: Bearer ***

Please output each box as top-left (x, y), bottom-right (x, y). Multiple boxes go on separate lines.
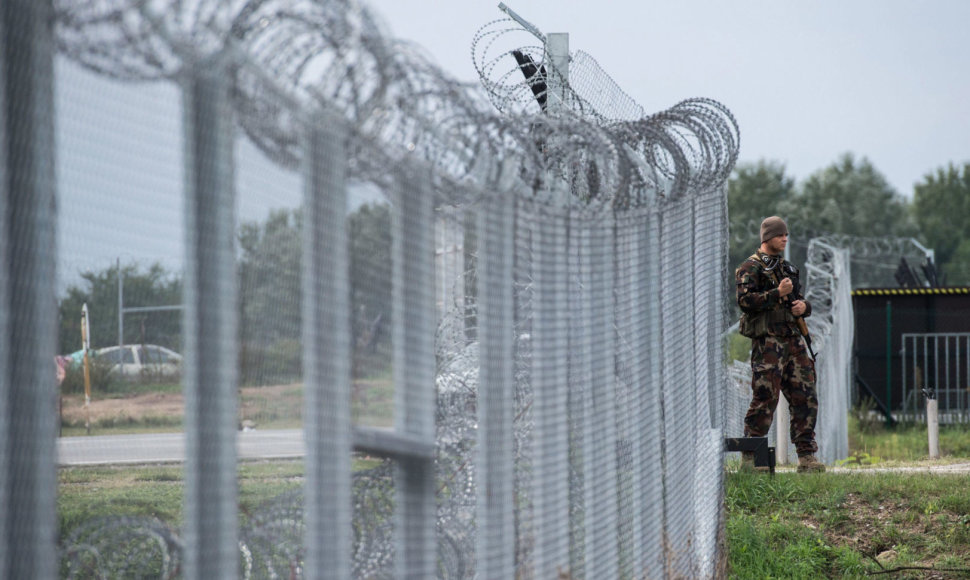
top-left (790, 299), bottom-right (807, 316)
top-left (778, 277), bottom-right (793, 297)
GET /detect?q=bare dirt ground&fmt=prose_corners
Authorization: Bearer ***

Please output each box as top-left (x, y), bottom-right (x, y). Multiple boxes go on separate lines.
top-left (807, 491), bottom-right (970, 575)
top-left (59, 384), bottom-right (301, 425)
top-left (60, 391), bottom-right (186, 424)
top-left (60, 380), bottom-right (391, 430)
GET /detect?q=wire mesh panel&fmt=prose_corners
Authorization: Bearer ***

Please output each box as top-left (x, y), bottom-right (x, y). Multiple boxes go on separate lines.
top-left (391, 164), bottom-right (438, 578)
top-left (696, 187), bottom-right (731, 432)
top-left (474, 182), bottom-right (516, 578)
top-left (636, 204), bottom-right (668, 578)
top-left (659, 195), bottom-right (699, 576)
top-left (724, 361), bottom-right (753, 447)
top-left (583, 215), bottom-right (620, 579)
top-left (529, 201), bottom-right (572, 578)
top-left (691, 186), bottom-right (730, 578)
top-left (805, 240), bottom-right (853, 464)
top-left (0, 0), bottom-right (765, 578)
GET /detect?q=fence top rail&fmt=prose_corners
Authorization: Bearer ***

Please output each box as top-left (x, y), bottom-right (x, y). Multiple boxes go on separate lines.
top-left (902, 332), bottom-right (970, 339)
top-left (853, 288), bottom-right (970, 296)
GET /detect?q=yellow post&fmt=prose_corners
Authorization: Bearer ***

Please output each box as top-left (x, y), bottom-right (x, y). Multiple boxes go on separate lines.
top-left (81, 303), bottom-right (92, 435)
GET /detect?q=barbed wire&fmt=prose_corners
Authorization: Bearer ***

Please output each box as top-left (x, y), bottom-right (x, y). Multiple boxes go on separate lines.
top-left (60, 515), bottom-right (183, 579)
top-left (733, 219), bottom-right (930, 261)
top-left (733, 218), bottom-right (934, 287)
top-left (472, 19), bottom-right (644, 123)
top-left (53, 4), bottom-right (740, 572)
top-left (58, 463), bottom-right (402, 579)
top-left (55, 0), bottom-right (739, 210)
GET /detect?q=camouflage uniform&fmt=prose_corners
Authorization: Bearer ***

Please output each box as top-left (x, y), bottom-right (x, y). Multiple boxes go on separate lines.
top-left (736, 250), bottom-right (819, 457)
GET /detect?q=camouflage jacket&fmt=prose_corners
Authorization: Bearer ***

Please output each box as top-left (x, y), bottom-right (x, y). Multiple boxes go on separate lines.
top-left (735, 251), bottom-right (812, 338)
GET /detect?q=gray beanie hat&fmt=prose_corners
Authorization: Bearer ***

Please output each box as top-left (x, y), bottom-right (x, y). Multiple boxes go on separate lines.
top-left (760, 216), bottom-right (788, 243)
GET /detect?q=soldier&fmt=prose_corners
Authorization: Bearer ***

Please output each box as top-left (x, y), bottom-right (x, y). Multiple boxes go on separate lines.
top-left (736, 216), bottom-right (825, 473)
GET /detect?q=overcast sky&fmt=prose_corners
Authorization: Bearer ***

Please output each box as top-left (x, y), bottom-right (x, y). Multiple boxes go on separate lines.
top-left (55, 0), bottom-right (969, 293)
top-left (368, 0), bottom-right (969, 195)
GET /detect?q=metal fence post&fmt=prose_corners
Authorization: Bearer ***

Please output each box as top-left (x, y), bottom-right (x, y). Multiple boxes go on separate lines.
top-left (476, 176), bottom-right (516, 578)
top-left (532, 202), bottom-right (570, 578)
top-left (638, 202), bottom-right (665, 576)
top-left (587, 217), bottom-right (619, 578)
top-left (613, 211), bottom-right (644, 576)
top-left (692, 187), bottom-right (728, 576)
top-left (0, 9), bottom-right (5, 572)
top-left (1, 0), bottom-right (58, 577)
top-left (545, 33), bottom-right (569, 113)
top-left (568, 210), bottom-right (590, 578)
top-left (302, 115), bottom-right (352, 579)
top-left (660, 198), bottom-right (695, 575)
top-left (393, 164), bottom-right (437, 579)
top-left (181, 51), bottom-right (238, 580)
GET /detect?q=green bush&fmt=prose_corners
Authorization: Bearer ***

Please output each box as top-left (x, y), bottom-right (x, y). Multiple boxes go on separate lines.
top-left (59, 357), bottom-right (118, 395)
top-left (726, 331), bottom-right (750, 364)
top-left (240, 339), bottom-right (302, 386)
top-left (851, 396), bottom-right (884, 434)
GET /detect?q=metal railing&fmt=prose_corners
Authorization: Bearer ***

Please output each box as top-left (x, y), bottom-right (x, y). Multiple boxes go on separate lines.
top-left (902, 333), bottom-right (970, 422)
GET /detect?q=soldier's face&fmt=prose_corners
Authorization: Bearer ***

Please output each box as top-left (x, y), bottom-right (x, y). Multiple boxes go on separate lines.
top-left (766, 234), bottom-right (788, 254)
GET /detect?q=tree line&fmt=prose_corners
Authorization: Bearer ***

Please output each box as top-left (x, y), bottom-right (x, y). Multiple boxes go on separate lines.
top-left (59, 203), bottom-right (392, 385)
top-left (729, 154), bottom-right (970, 286)
top-left (59, 154), bottom-right (969, 367)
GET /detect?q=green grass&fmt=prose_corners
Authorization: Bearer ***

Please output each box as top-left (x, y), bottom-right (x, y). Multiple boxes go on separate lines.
top-left (58, 459), bottom-right (365, 541)
top-left (352, 377), bottom-right (394, 427)
top-left (726, 470), bottom-right (970, 578)
top-left (56, 375), bottom-right (970, 577)
top-left (850, 412), bottom-right (970, 461)
top-left (726, 421), bottom-right (970, 578)
top-left (726, 331), bottom-right (751, 364)
top-left (59, 464), bottom-right (187, 538)
top-left (60, 416), bottom-right (185, 437)
top-left (60, 377), bottom-right (395, 435)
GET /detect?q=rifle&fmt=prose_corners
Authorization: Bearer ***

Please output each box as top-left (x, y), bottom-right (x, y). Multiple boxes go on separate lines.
top-left (794, 316), bottom-right (817, 362)
top-left (787, 267), bottom-right (817, 362)
top-left (764, 256), bottom-right (817, 361)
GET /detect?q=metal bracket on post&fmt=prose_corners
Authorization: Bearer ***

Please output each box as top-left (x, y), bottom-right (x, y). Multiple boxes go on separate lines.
top-left (724, 436), bottom-right (776, 475)
top-left (498, 3), bottom-right (546, 42)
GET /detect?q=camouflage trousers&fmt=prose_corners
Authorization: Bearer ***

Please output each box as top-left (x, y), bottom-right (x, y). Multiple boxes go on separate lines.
top-left (743, 333), bottom-right (819, 456)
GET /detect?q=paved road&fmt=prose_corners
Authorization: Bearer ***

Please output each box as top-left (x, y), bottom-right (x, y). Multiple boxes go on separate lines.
top-left (60, 431), bottom-right (970, 473)
top-left (827, 462), bottom-right (970, 474)
top-left (58, 429), bottom-right (304, 466)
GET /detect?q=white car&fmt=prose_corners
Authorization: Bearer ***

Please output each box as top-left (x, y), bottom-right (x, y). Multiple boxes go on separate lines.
top-left (95, 344), bottom-right (182, 380)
